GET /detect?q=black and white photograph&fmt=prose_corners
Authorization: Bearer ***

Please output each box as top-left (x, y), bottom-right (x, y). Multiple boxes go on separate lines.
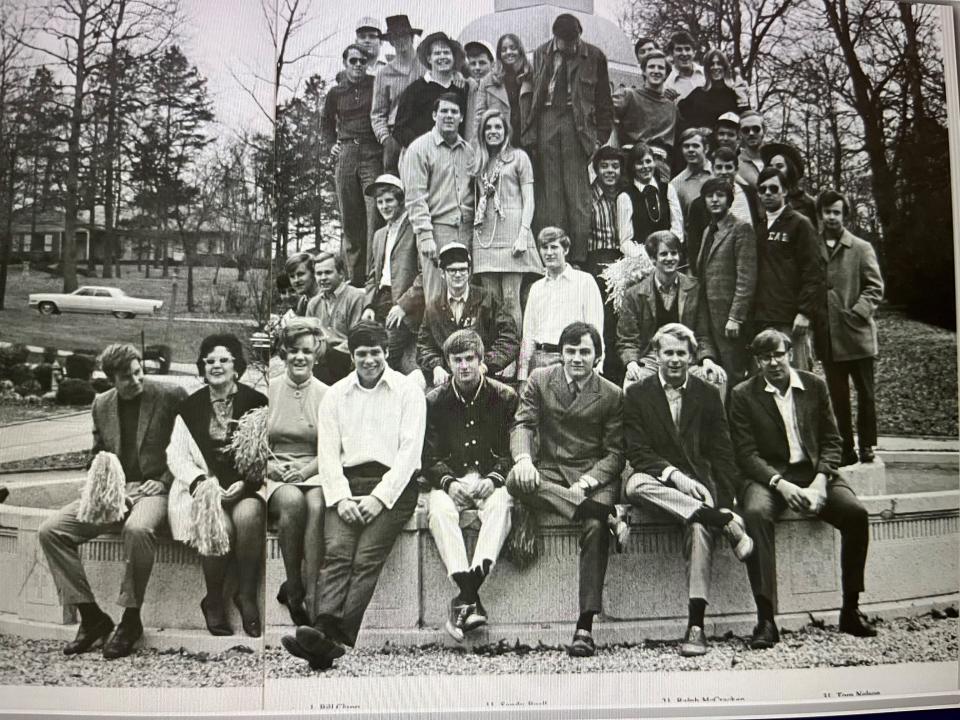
top-left (0, 0), bottom-right (957, 716)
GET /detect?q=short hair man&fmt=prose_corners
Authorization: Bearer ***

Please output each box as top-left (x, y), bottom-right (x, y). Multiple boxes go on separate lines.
top-left (361, 174), bottom-right (424, 374)
top-left (663, 31), bottom-right (704, 102)
top-left (38, 344), bottom-right (187, 659)
top-left (282, 321), bottom-right (427, 670)
top-left (814, 189), bottom-right (884, 466)
top-left (753, 166), bottom-right (821, 372)
top-left (729, 328), bottom-right (876, 650)
top-left (423, 329), bottom-right (518, 641)
top-left (668, 126), bottom-right (713, 232)
top-left (518, 227), bottom-right (605, 379)
top-left (462, 41), bottom-right (495, 143)
top-left (371, 14), bottom-right (424, 174)
top-left (523, 13), bottom-right (614, 264)
top-left (416, 243), bottom-right (519, 388)
top-left (322, 43), bottom-right (384, 286)
top-left (633, 36), bottom-right (659, 65)
top-left (306, 251), bottom-right (366, 384)
top-left (695, 176), bottom-right (757, 382)
top-left (737, 110), bottom-right (765, 187)
top-left (400, 92), bottom-right (476, 304)
top-left (617, 50), bottom-right (679, 153)
top-left (623, 323), bottom-right (752, 656)
top-left (714, 111), bottom-right (740, 151)
top-left (508, 321), bottom-right (629, 657)
top-left (285, 252), bottom-right (319, 316)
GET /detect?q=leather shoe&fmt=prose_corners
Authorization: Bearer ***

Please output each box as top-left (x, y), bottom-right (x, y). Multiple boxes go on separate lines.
top-left (463, 597), bottom-right (487, 633)
top-left (839, 609), bottom-right (877, 637)
top-left (200, 596), bottom-right (233, 637)
top-left (233, 593), bottom-right (261, 638)
top-left (840, 448), bottom-right (859, 467)
top-left (276, 582), bottom-right (310, 627)
top-left (749, 619), bottom-right (780, 650)
top-left (720, 510), bottom-right (754, 561)
top-left (608, 505), bottom-right (631, 554)
top-left (858, 446), bottom-right (876, 464)
top-left (102, 620), bottom-right (143, 660)
top-left (567, 628), bottom-right (596, 657)
top-left (680, 625), bottom-right (709, 657)
top-left (64, 614), bottom-right (114, 656)
top-left (0, 486), bottom-right (8, 504)
top-left (296, 625), bottom-right (346, 662)
top-left (444, 599), bottom-right (471, 642)
top-left (281, 634), bottom-right (333, 671)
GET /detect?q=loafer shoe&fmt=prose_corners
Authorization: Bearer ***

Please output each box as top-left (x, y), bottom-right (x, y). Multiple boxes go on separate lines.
top-left (720, 510), bottom-right (754, 561)
top-left (749, 619), bottom-right (780, 650)
top-left (858, 446), bottom-right (876, 464)
top-left (296, 625), bottom-right (346, 661)
top-left (567, 628), bottom-right (596, 657)
top-left (463, 598), bottom-right (487, 633)
top-left (839, 609), bottom-right (877, 637)
top-left (281, 634), bottom-right (334, 671)
top-left (102, 620), bottom-right (143, 660)
top-left (444, 599), bottom-right (471, 642)
top-left (64, 614), bottom-right (114, 656)
top-left (680, 625), bottom-right (709, 657)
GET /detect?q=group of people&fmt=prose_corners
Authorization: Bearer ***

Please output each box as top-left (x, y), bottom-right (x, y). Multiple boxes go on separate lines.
top-left (34, 11), bottom-right (886, 673)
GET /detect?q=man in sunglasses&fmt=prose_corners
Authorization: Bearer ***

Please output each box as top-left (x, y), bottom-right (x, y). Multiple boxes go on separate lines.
top-left (322, 44), bottom-right (384, 288)
top-left (736, 110), bottom-right (766, 187)
top-left (729, 328), bottom-right (875, 651)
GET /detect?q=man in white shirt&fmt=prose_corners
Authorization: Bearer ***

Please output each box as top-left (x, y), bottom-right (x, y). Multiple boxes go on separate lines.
top-left (663, 31), bottom-right (705, 102)
top-left (737, 110), bottom-right (766, 187)
top-left (281, 320), bottom-right (426, 671)
top-left (668, 127), bottom-right (713, 232)
top-left (518, 227), bottom-right (604, 379)
top-left (729, 328), bottom-right (875, 651)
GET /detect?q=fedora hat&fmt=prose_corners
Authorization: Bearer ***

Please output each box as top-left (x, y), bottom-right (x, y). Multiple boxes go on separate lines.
top-left (382, 15), bottom-right (422, 41)
top-left (761, 141), bottom-right (806, 180)
top-left (417, 31), bottom-right (466, 71)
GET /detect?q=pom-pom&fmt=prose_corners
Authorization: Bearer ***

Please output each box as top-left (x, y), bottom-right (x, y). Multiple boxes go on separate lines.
top-left (600, 253), bottom-right (655, 314)
top-left (76, 451), bottom-right (127, 524)
top-left (188, 479), bottom-right (231, 556)
top-left (228, 406), bottom-right (270, 489)
top-left (503, 503), bottom-right (541, 568)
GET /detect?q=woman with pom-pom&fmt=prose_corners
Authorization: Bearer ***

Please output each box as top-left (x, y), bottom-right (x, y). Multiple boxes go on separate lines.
top-left (167, 334), bottom-right (268, 637)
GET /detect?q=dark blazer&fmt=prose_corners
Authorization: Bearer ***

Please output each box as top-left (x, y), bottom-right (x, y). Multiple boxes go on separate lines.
top-left (510, 365), bottom-right (624, 490)
top-left (728, 371), bottom-right (843, 489)
top-left (364, 215), bottom-right (425, 329)
top-left (91, 381), bottom-right (187, 490)
top-left (416, 285), bottom-right (519, 376)
top-left (178, 383), bottom-right (268, 493)
top-left (624, 372), bottom-right (740, 508)
top-left (755, 206), bottom-right (822, 325)
top-left (685, 182), bottom-right (763, 277)
top-left (422, 377), bottom-right (518, 489)
top-left (522, 39), bottom-right (613, 156)
top-left (617, 273), bottom-right (716, 368)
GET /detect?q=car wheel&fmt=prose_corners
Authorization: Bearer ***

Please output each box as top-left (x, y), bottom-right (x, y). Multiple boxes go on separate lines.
top-left (113, 311), bottom-right (135, 319)
top-left (38, 302), bottom-right (58, 315)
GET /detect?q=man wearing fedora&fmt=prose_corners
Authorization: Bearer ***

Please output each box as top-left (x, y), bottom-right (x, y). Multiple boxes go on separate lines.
top-left (393, 32), bottom-right (469, 149)
top-left (322, 43), bottom-right (383, 288)
top-left (361, 174), bottom-right (424, 374)
top-left (524, 13), bottom-right (613, 266)
top-left (371, 15), bottom-right (424, 174)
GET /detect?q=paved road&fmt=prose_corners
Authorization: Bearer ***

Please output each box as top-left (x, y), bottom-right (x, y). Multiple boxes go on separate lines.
top-left (0, 412), bottom-right (91, 464)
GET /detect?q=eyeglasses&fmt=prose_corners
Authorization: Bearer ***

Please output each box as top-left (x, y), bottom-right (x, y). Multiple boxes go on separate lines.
top-left (758, 184), bottom-right (782, 195)
top-left (204, 356), bottom-right (235, 366)
top-left (757, 351), bottom-right (788, 364)
top-left (346, 57), bottom-right (368, 66)
top-left (741, 126), bottom-right (763, 134)
top-left (444, 266), bottom-right (470, 275)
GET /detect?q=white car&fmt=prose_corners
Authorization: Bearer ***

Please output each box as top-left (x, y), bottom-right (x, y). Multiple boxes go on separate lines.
top-left (28, 286), bottom-right (164, 319)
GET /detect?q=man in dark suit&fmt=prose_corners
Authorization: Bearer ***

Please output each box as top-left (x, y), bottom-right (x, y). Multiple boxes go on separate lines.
top-left (416, 243), bottom-right (518, 388)
top-left (623, 323), bottom-right (753, 656)
top-left (523, 13), bottom-right (613, 264)
top-left (38, 344), bottom-right (187, 659)
top-left (508, 321), bottom-right (629, 658)
top-left (729, 328), bottom-right (876, 650)
top-left (362, 174), bottom-right (424, 374)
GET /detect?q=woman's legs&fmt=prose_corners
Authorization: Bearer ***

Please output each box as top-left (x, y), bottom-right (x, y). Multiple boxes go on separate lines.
top-left (303, 487), bottom-right (326, 617)
top-left (230, 497), bottom-right (265, 604)
top-left (268, 485), bottom-right (308, 600)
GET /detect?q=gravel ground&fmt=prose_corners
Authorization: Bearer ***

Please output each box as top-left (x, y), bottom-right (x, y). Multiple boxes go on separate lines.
top-left (0, 613), bottom-right (953, 686)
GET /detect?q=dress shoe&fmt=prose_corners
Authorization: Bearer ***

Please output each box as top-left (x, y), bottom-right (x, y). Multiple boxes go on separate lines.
top-left (276, 582), bottom-right (310, 627)
top-left (839, 609), bottom-right (877, 637)
top-left (281, 634), bottom-right (333, 671)
top-left (296, 625), bottom-right (346, 662)
top-left (444, 599), bottom-right (471, 642)
top-left (858, 446), bottom-right (876, 464)
top-left (680, 625), bottom-right (709, 657)
top-left (0, 486), bottom-right (8, 504)
top-left (749, 619), bottom-right (780, 650)
top-left (720, 510), bottom-right (754, 561)
top-left (840, 448), bottom-right (859, 467)
top-left (64, 614), bottom-right (114, 655)
top-left (463, 597), bottom-right (487, 633)
top-left (608, 505), bottom-right (631, 553)
top-left (200, 596), bottom-right (233, 636)
top-left (567, 628), bottom-right (596, 657)
top-left (102, 620), bottom-right (143, 659)
top-left (233, 593), bottom-right (262, 638)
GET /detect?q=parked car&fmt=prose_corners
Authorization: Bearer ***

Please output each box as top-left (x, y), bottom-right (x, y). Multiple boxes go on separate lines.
top-left (28, 286), bottom-right (164, 318)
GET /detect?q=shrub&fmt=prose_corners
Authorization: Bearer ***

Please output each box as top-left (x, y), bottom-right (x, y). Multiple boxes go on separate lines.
top-left (91, 377), bottom-right (112, 394)
top-left (16, 379), bottom-right (42, 398)
top-left (65, 353), bottom-right (96, 380)
top-left (226, 283), bottom-right (248, 314)
top-left (8, 363), bottom-right (33, 386)
top-left (0, 344), bottom-right (29, 378)
top-left (56, 378), bottom-right (96, 406)
top-left (32, 363), bottom-right (53, 392)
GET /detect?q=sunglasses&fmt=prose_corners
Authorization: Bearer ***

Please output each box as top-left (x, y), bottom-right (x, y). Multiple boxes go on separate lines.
top-left (347, 57), bottom-right (368, 66)
top-left (741, 126), bottom-right (763, 134)
top-left (758, 184), bottom-right (783, 195)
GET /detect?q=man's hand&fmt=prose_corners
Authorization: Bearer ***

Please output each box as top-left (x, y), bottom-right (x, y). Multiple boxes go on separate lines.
top-left (361, 308), bottom-right (376, 321)
top-left (670, 470), bottom-right (714, 506)
top-left (804, 475), bottom-right (829, 514)
top-left (700, 358), bottom-right (727, 385)
top-left (663, 87), bottom-right (680, 102)
top-left (777, 479), bottom-right (812, 513)
top-left (512, 458), bottom-right (540, 494)
top-left (451, 72), bottom-right (466, 89)
top-left (330, 141), bottom-right (342, 159)
top-left (139, 479), bottom-right (164, 496)
top-left (473, 477), bottom-right (495, 501)
top-left (724, 318), bottom-right (741, 339)
top-left (447, 480), bottom-right (472, 506)
top-left (385, 304), bottom-right (406, 329)
top-left (793, 312), bottom-right (810, 335)
top-left (221, 481), bottom-right (246, 507)
top-left (433, 365), bottom-right (450, 387)
top-left (625, 361), bottom-right (644, 383)
top-left (420, 238), bottom-right (438, 264)
top-left (356, 495), bottom-right (384, 524)
top-left (337, 498), bottom-right (365, 525)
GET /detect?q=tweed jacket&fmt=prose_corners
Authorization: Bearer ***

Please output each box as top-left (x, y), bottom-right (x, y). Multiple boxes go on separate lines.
top-left (416, 285), bottom-right (519, 376)
top-left (697, 211), bottom-right (757, 330)
top-left (474, 69), bottom-right (533, 142)
top-left (685, 182), bottom-right (763, 276)
top-left (624, 372), bottom-right (740, 508)
top-left (364, 214), bottom-right (425, 329)
top-left (815, 229), bottom-right (884, 362)
top-left (91, 381), bottom-right (187, 491)
top-left (522, 39), bottom-right (613, 156)
top-left (617, 272), bottom-right (717, 369)
top-left (510, 365), bottom-right (624, 489)
top-left (728, 371), bottom-right (843, 489)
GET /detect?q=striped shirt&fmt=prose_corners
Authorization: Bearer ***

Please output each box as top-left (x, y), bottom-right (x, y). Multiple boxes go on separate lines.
top-left (590, 180), bottom-right (633, 252)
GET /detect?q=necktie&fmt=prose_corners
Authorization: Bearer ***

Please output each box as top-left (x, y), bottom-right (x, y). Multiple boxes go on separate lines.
top-left (553, 54), bottom-right (569, 107)
top-left (701, 222), bottom-right (718, 263)
top-left (643, 185), bottom-right (662, 223)
top-left (568, 379), bottom-right (579, 403)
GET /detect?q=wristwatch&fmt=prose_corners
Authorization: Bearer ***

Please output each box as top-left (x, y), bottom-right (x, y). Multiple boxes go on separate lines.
top-left (769, 474), bottom-right (783, 490)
